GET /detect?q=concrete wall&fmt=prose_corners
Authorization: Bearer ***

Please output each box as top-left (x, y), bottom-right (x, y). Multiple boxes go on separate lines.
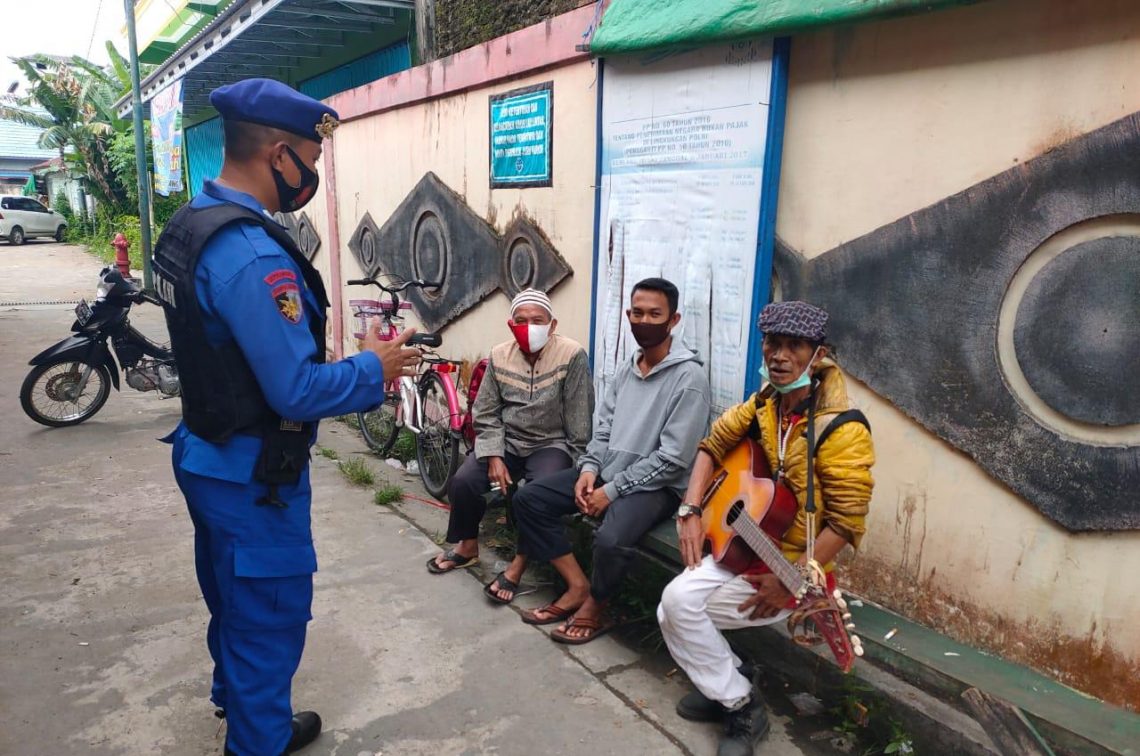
top-left (778, 0), bottom-right (1140, 710)
top-left (325, 15), bottom-right (597, 362)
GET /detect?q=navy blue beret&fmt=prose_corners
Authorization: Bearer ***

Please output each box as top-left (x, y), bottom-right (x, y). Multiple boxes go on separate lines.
top-left (209, 78), bottom-right (339, 143)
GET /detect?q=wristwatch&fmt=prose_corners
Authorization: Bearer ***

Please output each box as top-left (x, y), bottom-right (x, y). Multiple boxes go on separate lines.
top-left (677, 502), bottom-right (702, 519)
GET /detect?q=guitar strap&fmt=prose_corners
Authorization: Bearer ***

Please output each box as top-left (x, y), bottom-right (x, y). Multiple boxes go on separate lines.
top-left (805, 388), bottom-right (818, 564)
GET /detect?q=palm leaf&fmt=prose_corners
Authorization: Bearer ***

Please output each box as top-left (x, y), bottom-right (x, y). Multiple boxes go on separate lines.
top-left (105, 42), bottom-right (132, 93)
top-left (0, 104), bottom-right (54, 129)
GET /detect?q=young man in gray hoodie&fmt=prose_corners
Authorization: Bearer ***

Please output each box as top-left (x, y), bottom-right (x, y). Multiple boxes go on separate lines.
top-left (506, 278), bottom-right (712, 644)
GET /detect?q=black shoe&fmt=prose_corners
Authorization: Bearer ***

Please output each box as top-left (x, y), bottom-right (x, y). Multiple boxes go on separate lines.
top-left (676, 689), bottom-right (725, 722)
top-left (717, 696), bottom-right (770, 756)
top-left (675, 664), bottom-right (755, 723)
top-left (286, 710), bottom-right (322, 754)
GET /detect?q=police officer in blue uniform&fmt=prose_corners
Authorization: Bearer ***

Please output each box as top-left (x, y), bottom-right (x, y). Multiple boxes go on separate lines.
top-left (153, 79), bottom-right (420, 755)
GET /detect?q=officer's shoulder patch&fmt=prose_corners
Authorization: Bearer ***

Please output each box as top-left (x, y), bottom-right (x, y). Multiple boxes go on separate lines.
top-left (272, 281), bottom-right (304, 324)
top-left (264, 268), bottom-right (297, 286)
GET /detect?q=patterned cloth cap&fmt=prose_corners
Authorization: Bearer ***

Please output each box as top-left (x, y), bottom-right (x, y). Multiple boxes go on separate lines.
top-left (510, 288), bottom-right (552, 316)
top-left (758, 300), bottom-right (828, 342)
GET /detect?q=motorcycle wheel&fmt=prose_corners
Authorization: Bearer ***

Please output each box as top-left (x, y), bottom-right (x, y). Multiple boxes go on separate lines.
top-left (358, 394), bottom-right (401, 456)
top-left (20, 358), bottom-right (112, 427)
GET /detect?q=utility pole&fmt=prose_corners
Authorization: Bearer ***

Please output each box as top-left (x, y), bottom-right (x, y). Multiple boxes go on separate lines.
top-left (123, 0), bottom-right (154, 289)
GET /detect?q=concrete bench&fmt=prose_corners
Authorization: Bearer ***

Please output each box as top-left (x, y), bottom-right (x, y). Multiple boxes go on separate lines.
top-left (579, 515), bottom-right (1139, 755)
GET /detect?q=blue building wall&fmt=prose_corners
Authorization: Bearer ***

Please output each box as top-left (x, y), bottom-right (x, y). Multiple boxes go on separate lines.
top-left (185, 115), bottom-right (224, 197)
top-left (299, 41), bottom-right (411, 101)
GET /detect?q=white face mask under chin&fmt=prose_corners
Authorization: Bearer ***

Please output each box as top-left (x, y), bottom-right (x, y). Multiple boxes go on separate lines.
top-left (760, 347), bottom-right (820, 394)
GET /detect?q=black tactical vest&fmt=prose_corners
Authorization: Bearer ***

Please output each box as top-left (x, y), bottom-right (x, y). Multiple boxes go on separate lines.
top-left (153, 202), bottom-right (329, 446)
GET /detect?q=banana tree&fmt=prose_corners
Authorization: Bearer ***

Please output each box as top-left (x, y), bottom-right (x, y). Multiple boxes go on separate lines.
top-left (0, 53), bottom-right (133, 213)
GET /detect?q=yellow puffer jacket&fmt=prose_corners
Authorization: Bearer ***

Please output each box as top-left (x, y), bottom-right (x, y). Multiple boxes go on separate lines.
top-left (698, 360), bottom-right (874, 568)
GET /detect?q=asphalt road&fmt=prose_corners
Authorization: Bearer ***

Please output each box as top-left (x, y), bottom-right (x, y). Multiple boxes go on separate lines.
top-left (0, 241), bottom-right (824, 756)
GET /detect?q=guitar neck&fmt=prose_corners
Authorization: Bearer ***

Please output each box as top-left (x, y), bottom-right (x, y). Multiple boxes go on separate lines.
top-left (733, 517), bottom-right (805, 594)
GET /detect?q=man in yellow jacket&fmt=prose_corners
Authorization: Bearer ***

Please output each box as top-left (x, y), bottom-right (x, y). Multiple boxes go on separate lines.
top-left (657, 300), bottom-right (875, 756)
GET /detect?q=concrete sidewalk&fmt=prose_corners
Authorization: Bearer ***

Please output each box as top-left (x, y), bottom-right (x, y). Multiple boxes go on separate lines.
top-left (0, 243), bottom-right (827, 756)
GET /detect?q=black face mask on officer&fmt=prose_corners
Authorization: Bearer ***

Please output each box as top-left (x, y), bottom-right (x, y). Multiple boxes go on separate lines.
top-left (272, 144), bottom-right (319, 213)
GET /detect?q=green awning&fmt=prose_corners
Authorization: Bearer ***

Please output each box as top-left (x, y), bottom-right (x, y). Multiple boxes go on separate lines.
top-left (589, 0), bottom-right (986, 55)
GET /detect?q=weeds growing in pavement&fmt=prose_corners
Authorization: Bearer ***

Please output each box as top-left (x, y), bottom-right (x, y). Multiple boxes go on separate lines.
top-left (336, 414), bottom-right (361, 431)
top-left (316, 446), bottom-right (338, 460)
top-left (390, 429), bottom-right (417, 464)
top-left (337, 458), bottom-right (374, 486)
top-left (374, 484), bottom-right (404, 506)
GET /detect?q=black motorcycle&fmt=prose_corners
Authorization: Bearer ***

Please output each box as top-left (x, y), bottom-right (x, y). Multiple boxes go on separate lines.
top-left (20, 267), bottom-right (180, 427)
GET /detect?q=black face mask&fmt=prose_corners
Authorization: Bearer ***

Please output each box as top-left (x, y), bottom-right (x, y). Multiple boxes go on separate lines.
top-left (629, 319), bottom-right (672, 349)
top-left (272, 145), bottom-right (319, 213)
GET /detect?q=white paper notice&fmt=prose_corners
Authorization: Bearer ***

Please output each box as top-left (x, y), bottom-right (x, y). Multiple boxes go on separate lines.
top-left (594, 42), bottom-right (774, 413)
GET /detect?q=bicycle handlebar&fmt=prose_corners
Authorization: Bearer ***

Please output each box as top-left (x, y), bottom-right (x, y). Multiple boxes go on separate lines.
top-left (346, 277), bottom-right (442, 293)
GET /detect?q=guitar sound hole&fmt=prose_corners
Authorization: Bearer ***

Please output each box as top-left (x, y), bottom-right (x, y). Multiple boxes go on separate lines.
top-left (726, 501), bottom-right (744, 526)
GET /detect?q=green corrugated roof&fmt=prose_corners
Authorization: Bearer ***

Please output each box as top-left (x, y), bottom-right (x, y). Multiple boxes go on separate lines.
top-left (589, 0), bottom-right (986, 55)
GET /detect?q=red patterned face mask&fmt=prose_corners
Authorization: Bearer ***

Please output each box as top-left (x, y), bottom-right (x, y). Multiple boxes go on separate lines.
top-left (508, 320), bottom-right (551, 354)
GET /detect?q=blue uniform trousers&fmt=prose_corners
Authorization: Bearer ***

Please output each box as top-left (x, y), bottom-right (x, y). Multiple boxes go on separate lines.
top-left (172, 431), bottom-right (317, 756)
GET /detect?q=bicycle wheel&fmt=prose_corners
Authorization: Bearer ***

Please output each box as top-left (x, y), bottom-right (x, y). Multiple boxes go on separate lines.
top-left (415, 371), bottom-right (461, 500)
top-left (358, 393), bottom-right (401, 456)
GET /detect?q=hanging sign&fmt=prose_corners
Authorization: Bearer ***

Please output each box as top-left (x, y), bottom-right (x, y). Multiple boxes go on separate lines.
top-left (151, 80), bottom-right (185, 196)
top-left (593, 42), bottom-right (774, 414)
top-left (489, 82), bottom-right (553, 188)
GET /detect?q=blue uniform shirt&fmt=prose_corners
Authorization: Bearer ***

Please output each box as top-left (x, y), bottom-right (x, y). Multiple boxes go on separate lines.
top-left (172, 180), bottom-right (385, 484)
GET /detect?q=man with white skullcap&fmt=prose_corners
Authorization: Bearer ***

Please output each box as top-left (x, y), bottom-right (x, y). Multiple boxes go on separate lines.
top-left (427, 289), bottom-right (594, 603)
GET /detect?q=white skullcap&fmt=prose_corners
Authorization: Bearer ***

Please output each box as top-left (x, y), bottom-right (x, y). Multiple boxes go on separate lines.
top-left (510, 289), bottom-right (553, 316)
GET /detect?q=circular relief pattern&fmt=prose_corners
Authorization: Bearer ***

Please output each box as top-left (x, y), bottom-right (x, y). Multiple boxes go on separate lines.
top-left (997, 216), bottom-right (1140, 444)
top-left (412, 211), bottom-right (447, 298)
top-left (504, 236), bottom-right (538, 293)
top-left (1013, 236), bottom-right (1140, 426)
top-left (358, 227), bottom-right (378, 271)
top-left (297, 220), bottom-right (320, 261)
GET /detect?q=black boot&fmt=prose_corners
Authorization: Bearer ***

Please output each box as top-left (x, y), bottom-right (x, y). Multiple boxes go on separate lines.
top-left (285, 711), bottom-right (322, 754)
top-left (675, 663), bottom-right (755, 723)
top-left (717, 695), bottom-right (770, 756)
top-left (676, 690), bottom-right (725, 722)
top-left (221, 711), bottom-right (323, 756)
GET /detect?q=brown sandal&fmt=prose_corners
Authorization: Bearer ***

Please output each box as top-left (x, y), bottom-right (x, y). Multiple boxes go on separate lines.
top-left (551, 616), bottom-right (614, 645)
top-left (521, 602), bottom-right (579, 626)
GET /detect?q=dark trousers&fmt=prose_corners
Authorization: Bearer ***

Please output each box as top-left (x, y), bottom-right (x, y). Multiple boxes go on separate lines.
top-left (445, 447), bottom-right (572, 543)
top-left (512, 468), bottom-right (679, 602)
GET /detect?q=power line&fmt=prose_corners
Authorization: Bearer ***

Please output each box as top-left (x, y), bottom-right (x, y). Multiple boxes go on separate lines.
top-left (86, 0), bottom-right (106, 61)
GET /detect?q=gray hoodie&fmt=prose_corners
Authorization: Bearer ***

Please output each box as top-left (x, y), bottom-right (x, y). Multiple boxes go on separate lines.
top-left (579, 338), bottom-right (712, 501)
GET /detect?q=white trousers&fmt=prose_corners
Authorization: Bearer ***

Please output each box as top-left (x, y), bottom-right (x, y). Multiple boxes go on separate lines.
top-left (657, 555), bottom-right (791, 707)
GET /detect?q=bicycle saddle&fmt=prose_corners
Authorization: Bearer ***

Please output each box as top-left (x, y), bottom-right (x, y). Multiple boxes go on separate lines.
top-left (408, 332), bottom-right (442, 348)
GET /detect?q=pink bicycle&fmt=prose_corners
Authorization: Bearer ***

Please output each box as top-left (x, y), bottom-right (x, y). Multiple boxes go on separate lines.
top-left (349, 276), bottom-right (479, 499)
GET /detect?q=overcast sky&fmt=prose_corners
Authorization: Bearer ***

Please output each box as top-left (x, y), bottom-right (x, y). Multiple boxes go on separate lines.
top-left (1, 0), bottom-right (126, 95)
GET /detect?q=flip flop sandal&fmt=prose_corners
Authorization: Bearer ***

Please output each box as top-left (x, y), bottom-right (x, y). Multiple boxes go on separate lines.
top-left (521, 602), bottom-right (580, 626)
top-left (551, 616), bottom-right (615, 645)
top-left (426, 549), bottom-right (478, 574)
top-left (483, 571), bottom-right (520, 605)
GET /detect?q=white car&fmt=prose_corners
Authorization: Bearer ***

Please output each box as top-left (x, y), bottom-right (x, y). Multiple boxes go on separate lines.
top-left (0, 195), bottom-right (68, 244)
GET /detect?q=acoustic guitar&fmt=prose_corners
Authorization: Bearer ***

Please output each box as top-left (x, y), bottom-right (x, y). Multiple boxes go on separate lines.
top-left (700, 438), bottom-right (862, 672)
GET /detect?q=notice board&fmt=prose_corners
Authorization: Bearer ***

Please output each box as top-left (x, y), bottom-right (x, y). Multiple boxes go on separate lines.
top-left (489, 82), bottom-right (553, 188)
top-left (593, 42), bottom-right (774, 413)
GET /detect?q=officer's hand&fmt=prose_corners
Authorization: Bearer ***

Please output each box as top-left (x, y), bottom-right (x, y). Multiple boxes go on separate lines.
top-left (365, 318), bottom-right (420, 379)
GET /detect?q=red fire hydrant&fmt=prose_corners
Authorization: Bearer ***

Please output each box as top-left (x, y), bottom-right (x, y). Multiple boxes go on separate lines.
top-left (112, 233), bottom-right (133, 280)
